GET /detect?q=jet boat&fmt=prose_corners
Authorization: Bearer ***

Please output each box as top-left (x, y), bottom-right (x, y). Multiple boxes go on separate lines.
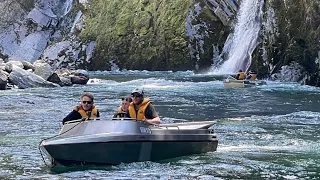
top-left (223, 76), bottom-right (266, 88)
top-left (39, 118), bottom-right (218, 166)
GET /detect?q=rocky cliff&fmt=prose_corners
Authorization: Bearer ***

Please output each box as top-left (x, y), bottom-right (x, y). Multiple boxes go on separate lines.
top-left (0, 0), bottom-right (319, 86)
top-left (253, 0), bottom-right (320, 86)
top-left (0, 0), bottom-right (94, 69)
top-left (80, 0), bottom-right (238, 71)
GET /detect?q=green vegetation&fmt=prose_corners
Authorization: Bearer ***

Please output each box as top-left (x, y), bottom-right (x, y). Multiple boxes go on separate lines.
top-left (254, 0), bottom-right (320, 83)
top-left (80, 0), bottom-right (194, 70)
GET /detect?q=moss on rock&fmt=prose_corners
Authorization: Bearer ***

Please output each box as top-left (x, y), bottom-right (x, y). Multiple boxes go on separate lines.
top-left (80, 0), bottom-right (194, 70)
top-left (253, 0), bottom-right (320, 85)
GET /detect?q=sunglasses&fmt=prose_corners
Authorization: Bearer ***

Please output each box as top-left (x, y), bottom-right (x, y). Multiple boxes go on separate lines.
top-left (131, 93), bottom-right (142, 98)
top-left (82, 101), bottom-right (92, 104)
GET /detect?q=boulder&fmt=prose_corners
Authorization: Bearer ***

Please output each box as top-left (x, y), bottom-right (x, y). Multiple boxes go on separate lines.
top-left (55, 68), bottom-right (72, 77)
top-left (47, 72), bottom-right (61, 85)
top-left (0, 58), bottom-right (5, 71)
top-left (33, 60), bottom-right (54, 80)
top-left (271, 61), bottom-right (304, 82)
top-left (5, 61), bottom-right (24, 72)
top-left (21, 61), bottom-right (35, 71)
top-left (47, 72), bottom-right (72, 86)
top-left (8, 65), bottom-right (60, 89)
top-left (70, 75), bottom-right (89, 85)
top-left (0, 70), bottom-right (8, 90)
top-left (70, 69), bottom-right (89, 84)
top-left (60, 76), bottom-right (73, 86)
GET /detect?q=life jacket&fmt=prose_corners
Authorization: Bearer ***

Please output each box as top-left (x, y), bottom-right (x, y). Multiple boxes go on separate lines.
top-left (248, 73), bottom-right (257, 80)
top-left (75, 105), bottom-right (98, 119)
top-left (128, 98), bottom-right (151, 120)
top-left (237, 72), bottom-right (246, 80)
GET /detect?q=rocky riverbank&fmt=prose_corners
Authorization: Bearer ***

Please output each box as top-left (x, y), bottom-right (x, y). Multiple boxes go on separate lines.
top-left (0, 59), bottom-right (89, 90)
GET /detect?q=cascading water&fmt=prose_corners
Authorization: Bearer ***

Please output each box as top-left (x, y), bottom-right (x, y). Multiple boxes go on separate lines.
top-left (214, 0), bottom-right (264, 74)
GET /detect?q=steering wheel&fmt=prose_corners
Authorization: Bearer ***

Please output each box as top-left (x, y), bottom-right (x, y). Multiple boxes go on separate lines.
top-left (113, 112), bottom-right (129, 118)
top-left (112, 112), bottom-right (137, 121)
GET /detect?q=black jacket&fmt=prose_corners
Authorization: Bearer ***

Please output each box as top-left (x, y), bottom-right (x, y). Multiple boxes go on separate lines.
top-left (62, 110), bottom-right (100, 124)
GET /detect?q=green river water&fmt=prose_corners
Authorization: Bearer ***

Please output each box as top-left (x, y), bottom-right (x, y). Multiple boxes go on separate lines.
top-left (0, 71), bottom-right (319, 179)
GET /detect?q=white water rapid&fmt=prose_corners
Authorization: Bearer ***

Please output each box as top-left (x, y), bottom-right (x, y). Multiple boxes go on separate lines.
top-left (214, 0), bottom-right (264, 74)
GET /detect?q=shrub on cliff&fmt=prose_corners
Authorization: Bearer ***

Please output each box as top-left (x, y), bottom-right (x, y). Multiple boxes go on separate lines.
top-left (80, 0), bottom-right (194, 71)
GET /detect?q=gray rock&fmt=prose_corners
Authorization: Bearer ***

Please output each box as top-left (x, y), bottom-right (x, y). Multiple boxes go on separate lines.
top-left (4, 63), bottom-right (13, 73)
top-left (70, 75), bottom-right (89, 85)
top-left (8, 65), bottom-right (60, 89)
top-left (271, 61), bottom-right (304, 82)
top-left (56, 68), bottom-right (72, 76)
top-left (0, 70), bottom-right (8, 90)
top-left (5, 61), bottom-right (24, 73)
top-left (21, 61), bottom-right (35, 71)
top-left (0, 58), bottom-right (5, 71)
top-left (47, 72), bottom-right (72, 86)
top-left (60, 76), bottom-right (73, 86)
top-left (47, 72), bottom-right (61, 85)
top-left (33, 60), bottom-right (54, 80)
top-left (9, 31), bottom-right (51, 62)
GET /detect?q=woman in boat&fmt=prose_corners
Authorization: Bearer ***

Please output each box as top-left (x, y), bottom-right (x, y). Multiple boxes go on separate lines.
top-left (62, 92), bottom-right (100, 124)
top-left (113, 96), bottom-right (132, 118)
top-left (128, 87), bottom-right (160, 124)
top-left (236, 70), bottom-right (246, 80)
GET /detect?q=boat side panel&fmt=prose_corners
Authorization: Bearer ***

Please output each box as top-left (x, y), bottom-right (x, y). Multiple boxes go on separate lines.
top-left (223, 81), bottom-right (245, 88)
top-left (58, 120), bottom-right (149, 138)
top-left (150, 141), bottom-right (218, 161)
top-left (45, 140), bottom-right (218, 166)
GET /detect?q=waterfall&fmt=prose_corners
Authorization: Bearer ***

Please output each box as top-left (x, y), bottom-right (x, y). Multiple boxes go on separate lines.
top-left (214, 0), bottom-right (264, 74)
top-left (55, 0), bottom-right (73, 18)
top-left (70, 11), bottom-right (83, 34)
top-left (36, 0), bottom-right (74, 18)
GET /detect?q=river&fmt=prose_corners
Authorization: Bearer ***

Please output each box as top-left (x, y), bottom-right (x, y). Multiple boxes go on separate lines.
top-left (1, 71), bottom-right (319, 179)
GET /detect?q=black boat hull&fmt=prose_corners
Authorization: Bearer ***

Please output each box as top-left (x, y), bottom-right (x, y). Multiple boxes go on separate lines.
top-left (45, 140), bottom-right (217, 166)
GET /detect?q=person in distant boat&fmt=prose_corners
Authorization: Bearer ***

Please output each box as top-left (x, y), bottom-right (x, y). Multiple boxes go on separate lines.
top-left (128, 87), bottom-right (161, 124)
top-left (246, 70), bottom-right (257, 80)
top-left (113, 96), bottom-right (132, 118)
top-left (236, 70), bottom-right (246, 80)
top-left (62, 92), bottom-right (100, 124)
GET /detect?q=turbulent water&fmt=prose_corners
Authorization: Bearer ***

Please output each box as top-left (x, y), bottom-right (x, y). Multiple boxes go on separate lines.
top-left (1, 71), bottom-right (320, 179)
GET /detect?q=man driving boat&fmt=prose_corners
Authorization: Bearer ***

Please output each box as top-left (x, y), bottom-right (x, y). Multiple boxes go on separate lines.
top-left (128, 87), bottom-right (160, 124)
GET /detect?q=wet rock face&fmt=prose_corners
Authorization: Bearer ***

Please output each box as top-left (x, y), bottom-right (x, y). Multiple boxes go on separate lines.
top-left (0, 0), bottom-right (239, 72)
top-left (0, 0), bottom-right (77, 62)
top-left (253, 0), bottom-right (320, 85)
top-left (80, 0), bottom-right (239, 71)
top-left (270, 61), bottom-right (304, 82)
top-left (186, 1), bottom-right (239, 71)
top-left (0, 0), bottom-right (96, 72)
top-left (42, 39), bottom-right (96, 70)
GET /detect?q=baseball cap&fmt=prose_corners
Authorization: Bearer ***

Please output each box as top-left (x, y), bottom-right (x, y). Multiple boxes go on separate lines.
top-left (131, 87), bottom-right (144, 95)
